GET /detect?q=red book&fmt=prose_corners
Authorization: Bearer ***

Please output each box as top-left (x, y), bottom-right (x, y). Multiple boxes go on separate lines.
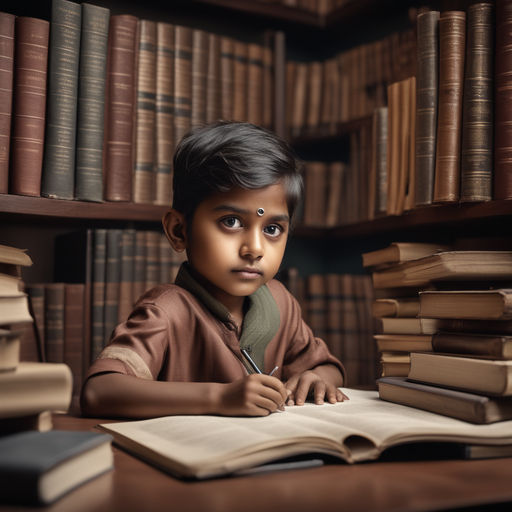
top-left (103, 14), bottom-right (138, 201)
top-left (0, 12), bottom-right (15, 193)
top-left (9, 17), bottom-right (50, 197)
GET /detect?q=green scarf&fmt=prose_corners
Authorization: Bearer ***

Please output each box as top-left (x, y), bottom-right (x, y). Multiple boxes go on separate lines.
top-left (175, 263), bottom-right (280, 372)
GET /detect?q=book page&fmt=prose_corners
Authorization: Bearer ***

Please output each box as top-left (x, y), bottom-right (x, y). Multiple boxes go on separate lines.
top-left (99, 388), bottom-right (512, 477)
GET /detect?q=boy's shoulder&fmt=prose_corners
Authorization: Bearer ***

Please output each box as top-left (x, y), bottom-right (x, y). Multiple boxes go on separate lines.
top-left (266, 279), bottom-right (298, 310)
top-left (135, 283), bottom-right (201, 311)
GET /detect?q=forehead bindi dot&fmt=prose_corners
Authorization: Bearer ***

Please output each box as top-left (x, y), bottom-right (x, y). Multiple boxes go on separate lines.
top-left (257, 208), bottom-right (265, 216)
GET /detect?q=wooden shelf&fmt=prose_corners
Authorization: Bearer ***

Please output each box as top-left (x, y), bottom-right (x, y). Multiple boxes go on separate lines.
top-left (294, 200), bottom-right (512, 238)
top-left (0, 194), bottom-right (168, 223)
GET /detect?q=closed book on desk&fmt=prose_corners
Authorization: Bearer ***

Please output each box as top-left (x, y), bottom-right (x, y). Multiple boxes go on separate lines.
top-left (0, 12), bottom-right (15, 193)
top-left (432, 332), bottom-right (512, 359)
top-left (409, 352), bottom-right (512, 396)
top-left (378, 376), bottom-right (512, 424)
top-left (0, 362), bottom-right (72, 418)
top-left (362, 242), bottom-right (450, 269)
top-left (9, 17), bottom-right (50, 197)
top-left (41, 0), bottom-right (81, 200)
top-left (0, 430), bottom-right (113, 505)
top-left (98, 388), bottom-right (512, 479)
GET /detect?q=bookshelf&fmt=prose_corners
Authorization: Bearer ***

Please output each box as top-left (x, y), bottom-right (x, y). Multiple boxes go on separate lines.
top-left (2, 0), bottom-right (511, 391)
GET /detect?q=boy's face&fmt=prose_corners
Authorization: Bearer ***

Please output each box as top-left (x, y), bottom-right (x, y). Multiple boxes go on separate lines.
top-left (183, 183), bottom-right (290, 308)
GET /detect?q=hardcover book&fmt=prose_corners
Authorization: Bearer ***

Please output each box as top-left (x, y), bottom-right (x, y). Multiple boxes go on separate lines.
top-left (0, 430), bottom-right (113, 505)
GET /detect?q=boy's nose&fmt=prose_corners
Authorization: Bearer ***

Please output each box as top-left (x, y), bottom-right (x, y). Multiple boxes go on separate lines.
top-left (240, 231), bottom-right (264, 260)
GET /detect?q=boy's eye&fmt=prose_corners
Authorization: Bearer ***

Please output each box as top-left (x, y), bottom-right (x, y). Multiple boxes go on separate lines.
top-left (221, 216), bottom-right (242, 229)
top-left (263, 224), bottom-right (283, 237)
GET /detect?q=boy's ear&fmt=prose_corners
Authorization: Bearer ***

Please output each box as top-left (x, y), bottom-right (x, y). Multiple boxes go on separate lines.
top-left (162, 209), bottom-right (188, 252)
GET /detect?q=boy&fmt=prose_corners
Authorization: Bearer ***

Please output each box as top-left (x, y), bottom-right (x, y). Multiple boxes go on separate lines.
top-left (81, 122), bottom-right (347, 419)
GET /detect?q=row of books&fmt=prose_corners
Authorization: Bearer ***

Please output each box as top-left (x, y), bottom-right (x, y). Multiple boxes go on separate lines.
top-left (257, 0), bottom-right (346, 16)
top-left (286, 27), bottom-right (415, 137)
top-left (362, 241), bottom-right (512, 424)
top-left (279, 268), bottom-right (377, 387)
top-left (53, 228), bottom-right (186, 366)
top-left (0, 0), bottom-right (274, 205)
top-left (299, 124), bottom-right (372, 226)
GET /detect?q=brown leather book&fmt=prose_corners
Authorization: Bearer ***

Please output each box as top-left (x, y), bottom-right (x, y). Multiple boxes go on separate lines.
top-left (174, 25), bottom-right (193, 146)
top-left (64, 283), bottom-right (85, 408)
top-left (432, 332), bottom-right (512, 360)
top-left (232, 40), bottom-right (247, 121)
top-left (9, 17), bottom-right (50, 197)
top-left (306, 274), bottom-right (327, 343)
top-left (247, 43), bottom-right (264, 127)
top-left (495, 0), bottom-right (512, 200)
top-left (404, 76), bottom-right (416, 212)
top-left (206, 32), bottom-right (221, 124)
top-left (191, 29), bottom-right (208, 129)
top-left (461, 2), bottom-right (494, 202)
top-left (220, 36), bottom-right (234, 122)
top-left (44, 283), bottom-right (65, 364)
top-left (303, 161), bottom-right (327, 226)
top-left (291, 62), bottom-right (308, 136)
top-left (133, 19), bottom-right (156, 204)
top-left (433, 11), bottom-right (466, 203)
top-left (0, 12), bottom-right (15, 194)
top-left (262, 38), bottom-right (273, 130)
top-left (386, 81), bottom-right (400, 215)
top-left (372, 107), bottom-right (388, 217)
top-left (154, 22), bottom-right (174, 206)
top-left (104, 14), bottom-right (138, 202)
top-left (306, 61), bottom-right (322, 132)
top-left (118, 228), bottom-right (135, 323)
top-left (325, 162), bottom-right (344, 227)
top-left (415, 10), bottom-right (439, 207)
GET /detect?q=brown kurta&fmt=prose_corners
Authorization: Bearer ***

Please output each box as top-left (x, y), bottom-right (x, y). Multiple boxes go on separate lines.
top-left (85, 269), bottom-right (344, 385)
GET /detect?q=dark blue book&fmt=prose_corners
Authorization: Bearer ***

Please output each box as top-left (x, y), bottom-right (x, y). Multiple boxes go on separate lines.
top-left (0, 430), bottom-right (113, 505)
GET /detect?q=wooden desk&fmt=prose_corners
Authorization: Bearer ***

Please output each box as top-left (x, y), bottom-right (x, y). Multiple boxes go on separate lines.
top-left (1, 414), bottom-right (512, 512)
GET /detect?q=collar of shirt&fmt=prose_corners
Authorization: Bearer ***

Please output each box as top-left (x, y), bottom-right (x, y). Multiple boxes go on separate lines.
top-left (175, 262), bottom-right (280, 372)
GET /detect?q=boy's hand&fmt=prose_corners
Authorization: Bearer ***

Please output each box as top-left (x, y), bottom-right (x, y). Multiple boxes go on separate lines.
top-left (217, 374), bottom-right (289, 416)
top-left (285, 370), bottom-right (348, 406)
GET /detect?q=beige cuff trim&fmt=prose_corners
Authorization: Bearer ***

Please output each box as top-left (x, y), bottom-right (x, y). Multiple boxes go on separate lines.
top-left (98, 346), bottom-right (153, 380)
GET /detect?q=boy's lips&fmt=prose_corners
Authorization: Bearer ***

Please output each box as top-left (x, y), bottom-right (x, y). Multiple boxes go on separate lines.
top-left (232, 267), bottom-right (263, 278)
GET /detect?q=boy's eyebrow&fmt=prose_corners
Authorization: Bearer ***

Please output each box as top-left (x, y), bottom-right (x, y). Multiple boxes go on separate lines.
top-left (213, 204), bottom-right (290, 222)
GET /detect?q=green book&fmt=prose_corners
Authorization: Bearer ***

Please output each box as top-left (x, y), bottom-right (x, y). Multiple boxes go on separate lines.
top-left (41, 0), bottom-right (82, 199)
top-left (75, 2), bottom-right (110, 202)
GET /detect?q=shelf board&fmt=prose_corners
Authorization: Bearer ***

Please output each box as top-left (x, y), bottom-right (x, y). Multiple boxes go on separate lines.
top-left (0, 194), bottom-right (168, 222)
top-left (294, 200), bottom-right (512, 238)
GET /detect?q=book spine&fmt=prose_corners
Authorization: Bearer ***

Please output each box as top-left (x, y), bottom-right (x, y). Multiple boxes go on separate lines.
top-left (191, 29), bottom-right (208, 129)
top-left (495, 0), bottom-right (512, 200)
top-left (9, 17), bottom-right (50, 197)
top-left (433, 11), bottom-right (466, 203)
top-left (233, 40), bottom-right (248, 121)
top-left (158, 232), bottom-right (173, 284)
top-left (262, 38), bottom-right (273, 130)
top-left (0, 12), bottom-right (15, 193)
top-left (132, 230), bottom-right (146, 304)
top-left (373, 106), bottom-right (388, 215)
top-left (220, 36), bottom-right (234, 121)
top-left (104, 14), bottom-right (138, 202)
top-left (41, 0), bottom-right (82, 200)
top-left (247, 43), bottom-right (264, 127)
top-left (414, 10), bottom-right (439, 207)
top-left (24, 284), bottom-right (45, 362)
top-left (91, 228), bottom-right (106, 361)
top-left (154, 22), bottom-right (174, 206)
top-left (64, 283), bottom-right (85, 404)
top-left (75, 3), bottom-right (110, 203)
top-left (174, 25), bottom-right (193, 147)
top-left (306, 61), bottom-right (322, 132)
top-left (460, 2), bottom-right (494, 202)
top-left (206, 32), bottom-right (221, 124)
top-left (118, 228), bottom-right (135, 323)
top-left (44, 283), bottom-right (65, 363)
top-left (133, 19), bottom-right (156, 204)
top-left (104, 229), bottom-right (122, 347)
top-left (144, 230), bottom-right (160, 291)
top-left (432, 332), bottom-right (510, 359)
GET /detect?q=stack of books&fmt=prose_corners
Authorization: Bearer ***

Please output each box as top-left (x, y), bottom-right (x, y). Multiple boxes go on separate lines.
top-left (363, 242), bottom-right (450, 378)
top-left (364, 241), bottom-right (512, 424)
top-left (0, 243), bottom-right (72, 434)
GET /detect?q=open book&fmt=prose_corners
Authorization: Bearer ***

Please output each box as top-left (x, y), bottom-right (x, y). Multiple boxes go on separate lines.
top-left (98, 389), bottom-right (512, 479)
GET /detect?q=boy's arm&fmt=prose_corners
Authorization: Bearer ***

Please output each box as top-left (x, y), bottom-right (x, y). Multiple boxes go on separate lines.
top-left (284, 364), bottom-right (348, 406)
top-left (81, 372), bottom-right (289, 419)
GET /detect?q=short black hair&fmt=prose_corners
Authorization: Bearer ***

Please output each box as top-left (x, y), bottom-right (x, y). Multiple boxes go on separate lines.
top-left (172, 122), bottom-right (303, 223)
